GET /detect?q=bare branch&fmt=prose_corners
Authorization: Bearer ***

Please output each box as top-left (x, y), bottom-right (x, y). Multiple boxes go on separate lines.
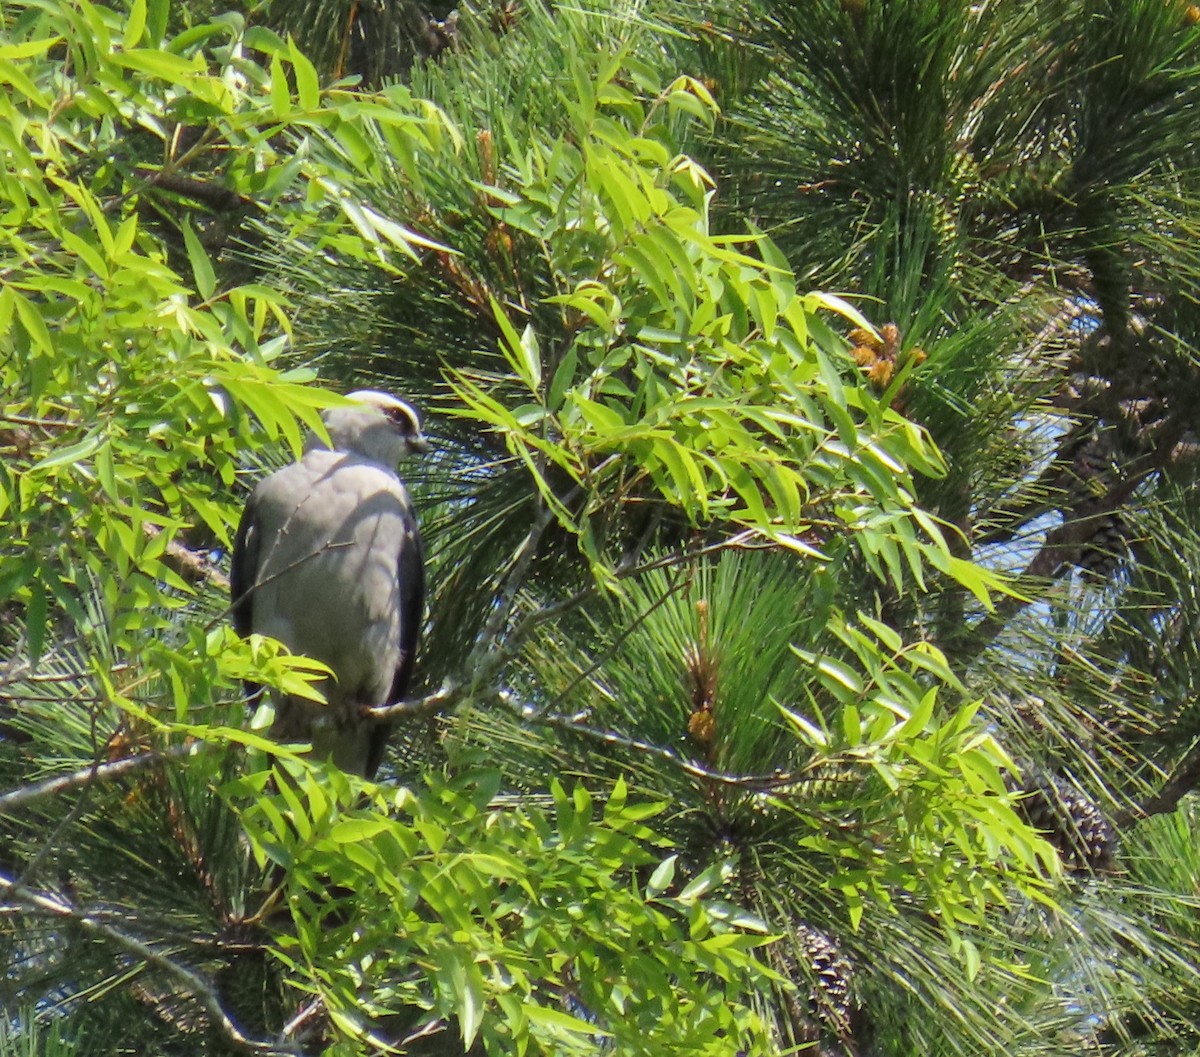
top-left (619, 529), bottom-right (762, 578)
top-left (133, 166), bottom-right (250, 212)
top-left (0, 412), bottom-right (76, 430)
top-left (468, 501), bottom-right (557, 671)
top-left (390, 1017), bottom-right (451, 1051)
top-left (367, 533), bottom-right (752, 725)
top-left (542, 574), bottom-right (686, 716)
top-left (0, 664), bottom-right (132, 687)
top-left (143, 524), bottom-right (230, 591)
top-left (961, 451), bottom-right (1172, 665)
top-left (1116, 736), bottom-right (1200, 826)
top-left (0, 743), bottom-right (204, 816)
top-left (513, 697), bottom-right (807, 791)
top-left (0, 870), bottom-right (298, 1055)
top-left (212, 538), bottom-right (356, 632)
top-left (365, 682), bottom-right (464, 722)
top-left (281, 996), bottom-right (326, 1043)
top-left (16, 776), bottom-right (95, 886)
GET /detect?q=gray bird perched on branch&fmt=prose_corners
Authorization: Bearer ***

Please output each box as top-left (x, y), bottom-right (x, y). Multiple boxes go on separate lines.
top-left (230, 391), bottom-right (428, 778)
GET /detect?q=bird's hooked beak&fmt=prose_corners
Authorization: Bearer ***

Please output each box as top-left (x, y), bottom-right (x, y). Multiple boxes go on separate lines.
top-left (409, 433), bottom-right (431, 455)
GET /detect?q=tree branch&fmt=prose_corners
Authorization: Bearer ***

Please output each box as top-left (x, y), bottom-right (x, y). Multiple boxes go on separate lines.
top-left (365, 681), bottom-right (465, 722)
top-left (133, 166), bottom-right (251, 212)
top-left (960, 444), bottom-right (1176, 665)
top-left (366, 589), bottom-right (593, 722)
top-left (0, 871), bottom-right (298, 1055)
top-left (467, 500), bottom-right (558, 673)
top-left (0, 412), bottom-right (77, 430)
top-left (0, 743), bottom-right (204, 816)
top-left (366, 532), bottom-right (754, 725)
top-left (512, 696), bottom-right (809, 791)
top-left (142, 524), bottom-right (230, 591)
top-left (0, 664), bottom-right (132, 687)
top-left (364, 573), bottom-right (590, 719)
top-left (1115, 736), bottom-right (1200, 826)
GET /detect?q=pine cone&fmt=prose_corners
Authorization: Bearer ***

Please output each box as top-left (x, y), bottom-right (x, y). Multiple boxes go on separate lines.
top-left (1075, 512), bottom-right (1130, 579)
top-left (1016, 774), bottom-right (1116, 873)
top-left (778, 922), bottom-right (857, 1045)
top-left (1071, 431), bottom-right (1117, 491)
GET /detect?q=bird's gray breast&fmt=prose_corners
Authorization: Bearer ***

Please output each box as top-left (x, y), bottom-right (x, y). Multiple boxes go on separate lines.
top-left (247, 450), bottom-right (417, 709)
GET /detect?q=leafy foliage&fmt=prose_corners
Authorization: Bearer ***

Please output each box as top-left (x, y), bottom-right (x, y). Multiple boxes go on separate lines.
top-left (232, 766), bottom-right (770, 1055)
top-left (5, 0), bottom-right (1200, 1055)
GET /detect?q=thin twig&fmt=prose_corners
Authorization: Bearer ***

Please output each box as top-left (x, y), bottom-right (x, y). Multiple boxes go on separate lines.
top-left (0, 413), bottom-right (76, 430)
top-left (468, 502), bottom-right (557, 671)
top-left (210, 538), bottom-right (356, 632)
top-left (505, 586), bottom-right (595, 647)
top-left (0, 664), bottom-right (133, 687)
top-left (281, 996), bottom-right (326, 1041)
top-left (132, 167), bottom-right (250, 212)
top-left (462, 451), bottom-right (614, 679)
top-left (0, 871), bottom-right (298, 1055)
top-left (16, 779), bottom-right (94, 886)
top-left (366, 534), bottom-right (747, 725)
top-left (391, 1018), bottom-right (449, 1050)
top-left (0, 691), bottom-right (113, 704)
top-left (619, 530), bottom-right (762, 578)
top-left (543, 572), bottom-right (686, 715)
top-left (366, 585), bottom-right (596, 722)
top-left (516, 698), bottom-right (805, 790)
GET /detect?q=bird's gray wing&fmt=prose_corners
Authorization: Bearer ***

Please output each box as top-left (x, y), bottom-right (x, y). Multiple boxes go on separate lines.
top-left (364, 503), bottom-right (425, 779)
top-left (229, 490), bottom-right (263, 701)
top-left (391, 515), bottom-right (425, 702)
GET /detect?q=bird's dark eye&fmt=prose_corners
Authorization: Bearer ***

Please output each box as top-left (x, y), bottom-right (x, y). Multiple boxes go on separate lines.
top-left (384, 406), bottom-right (417, 434)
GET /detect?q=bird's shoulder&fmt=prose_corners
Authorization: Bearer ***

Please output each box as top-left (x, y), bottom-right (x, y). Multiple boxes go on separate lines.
top-left (252, 449), bottom-right (411, 507)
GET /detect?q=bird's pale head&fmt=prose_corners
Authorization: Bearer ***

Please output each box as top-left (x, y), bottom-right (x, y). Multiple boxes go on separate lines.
top-left (311, 390), bottom-right (430, 466)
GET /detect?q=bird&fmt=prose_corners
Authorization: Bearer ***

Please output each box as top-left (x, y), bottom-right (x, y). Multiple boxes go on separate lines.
top-left (230, 390), bottom-right (428, 779)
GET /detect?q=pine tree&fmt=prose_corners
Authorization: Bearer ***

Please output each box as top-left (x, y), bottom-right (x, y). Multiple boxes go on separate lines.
top-left (6, 2), bottom-right (1200, 1056)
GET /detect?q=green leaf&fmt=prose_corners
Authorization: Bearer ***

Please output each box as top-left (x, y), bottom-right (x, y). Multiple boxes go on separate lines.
top-left (269, 50), bottom-right (290, 117)
top-left (25, 579), bottom-right (47, 663)
top-left (31, 432), bottom-right (104, 471)
top-left (517, 324), bottom-right (542, 390)
top-left (897, 687), bottom-right (937, 738)
top-left (547, 345), bottom-right (579, 410)
top-left (777, 703), bottom-right (830, 748)
top-left (678, 861), bottom-right (729, 902)
top-left (145, 0), bottom-right (169, 44)
top-left (13, 291), bottom-right (54, 355)
top-left (525, 1004), bottom-right (612, 1038)
top-left (181, 218), bottom-right (216, 300)
top-left (328, 818), bottom-right (391, 842)
top-left (0, 56), bottom-right (50, 106)
top-left (122, 0), bottom-right (146, 48)
top-left (111, 48), bottom-right (204, 79)
top-left (288, 36), bottom-right (320, 110)
top-left (0, 37), bottom-right (60, 61)
top-left (646, 854), bottom-right (677, 897)
top-left (571, 394), bottom-right (625, 432)
top-left (604, 775), bottom-right (628, 820)
top-left (434, 950), bottom-right (485, 1048)
top-left (816, 656), bottom-right (863, 695)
